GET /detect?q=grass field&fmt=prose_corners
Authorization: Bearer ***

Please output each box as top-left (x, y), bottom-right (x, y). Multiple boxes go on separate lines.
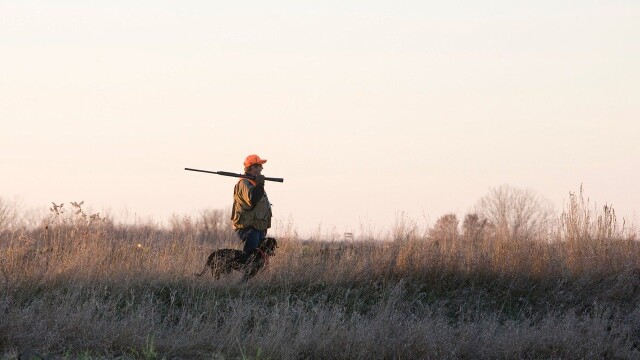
top-left (1, 198), bottom-right (639, 359)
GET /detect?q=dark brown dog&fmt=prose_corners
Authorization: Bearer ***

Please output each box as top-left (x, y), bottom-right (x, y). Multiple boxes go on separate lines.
top-left (195, 237), bottom-right (278, 281)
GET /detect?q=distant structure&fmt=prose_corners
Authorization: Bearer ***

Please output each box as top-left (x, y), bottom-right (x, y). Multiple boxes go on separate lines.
top-left (343, 232), bottom-right (354, 241)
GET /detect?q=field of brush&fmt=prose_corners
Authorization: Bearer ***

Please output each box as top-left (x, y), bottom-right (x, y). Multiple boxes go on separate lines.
top-left (1, 200), bottom-right (640, 359)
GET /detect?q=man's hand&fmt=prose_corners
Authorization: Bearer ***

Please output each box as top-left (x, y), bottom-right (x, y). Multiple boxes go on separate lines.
top-left (254, 174), bottom-right (265, 185)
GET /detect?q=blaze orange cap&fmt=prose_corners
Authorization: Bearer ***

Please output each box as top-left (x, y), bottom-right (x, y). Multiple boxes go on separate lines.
top-left (243, 154), bottom-right (267, 169)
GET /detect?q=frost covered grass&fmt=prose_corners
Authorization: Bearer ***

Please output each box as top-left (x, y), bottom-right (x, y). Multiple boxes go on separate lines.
top-left (0, 196), bottom-right (639, 359)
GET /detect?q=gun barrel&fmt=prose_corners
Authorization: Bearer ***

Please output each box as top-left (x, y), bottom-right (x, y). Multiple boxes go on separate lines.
top-left (184, 168), bottom-right (284, 183)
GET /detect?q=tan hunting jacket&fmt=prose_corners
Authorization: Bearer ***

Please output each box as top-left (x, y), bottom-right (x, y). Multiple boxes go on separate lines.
top-left (231, 178), bottom-right (272, 230)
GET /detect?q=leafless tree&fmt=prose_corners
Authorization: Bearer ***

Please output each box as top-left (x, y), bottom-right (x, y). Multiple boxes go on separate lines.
top-left (474, 185), bottom-right (555, 241)
top-left (462, 213), bottom-right (488, 241)
top-left (428, 213), bottom-right (459, 242)
top-left (199, 208), bottom-right (235, 243)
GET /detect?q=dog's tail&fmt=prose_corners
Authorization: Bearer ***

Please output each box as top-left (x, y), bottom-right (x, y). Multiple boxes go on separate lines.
top-left (194, 267), bottom-right (208, 277)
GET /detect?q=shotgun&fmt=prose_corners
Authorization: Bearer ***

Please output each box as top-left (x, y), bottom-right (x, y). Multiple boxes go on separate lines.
top-left (185, 167), bottom-right (284, 183)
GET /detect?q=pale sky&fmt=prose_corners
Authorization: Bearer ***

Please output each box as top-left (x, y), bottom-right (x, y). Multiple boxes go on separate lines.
top-left (2, 1), bottom-right (639, 237)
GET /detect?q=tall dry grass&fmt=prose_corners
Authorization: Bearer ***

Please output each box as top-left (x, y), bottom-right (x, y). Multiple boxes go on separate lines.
top-left (1, 193), bottom-right (639, 359)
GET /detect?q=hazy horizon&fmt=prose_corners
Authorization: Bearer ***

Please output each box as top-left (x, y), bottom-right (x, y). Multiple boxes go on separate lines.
top-left (2, 1), bottom-right (639, 237)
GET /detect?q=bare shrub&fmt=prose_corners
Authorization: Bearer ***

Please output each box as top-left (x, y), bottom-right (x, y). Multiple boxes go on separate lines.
top-left (559, 184), bottom-right (627, 242)
top-left (199, 208), bottom-right (235, 243)
top-left (0, 197), bottom-right (19, 231)
top-left (474, 185), bottom-right (556, 241)
top-left (428, 213), bottom-right (459, 242)
top-left (392, 211), bottom-right (422, 242)
top-left (556, 186), bottom-right (639, 274)
top-left (462, 213), bottom-right (488, 242)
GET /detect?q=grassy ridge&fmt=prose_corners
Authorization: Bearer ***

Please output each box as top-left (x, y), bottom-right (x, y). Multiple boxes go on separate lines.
top-left (1, 202), bottom-right (639, 359)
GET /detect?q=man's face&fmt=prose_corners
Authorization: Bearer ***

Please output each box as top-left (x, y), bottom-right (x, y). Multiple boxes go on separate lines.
top-left (248, 164), bottom-right (263, 176)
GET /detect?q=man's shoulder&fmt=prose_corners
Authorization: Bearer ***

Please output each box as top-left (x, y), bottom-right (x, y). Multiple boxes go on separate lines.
top-left (236, 178), bottom-right (254, 188)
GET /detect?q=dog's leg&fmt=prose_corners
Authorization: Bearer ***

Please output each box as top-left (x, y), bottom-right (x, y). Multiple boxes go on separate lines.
top-left (239, 266), bottom-right (254, 284)
top-left (241, 254), bottom-right (265, 283)
top-left (241, 266), bottom-right (259, 282)
top-left (196, 252), bottom-right (218, 278)
top-left (214, 265), bottom-right (223, 280)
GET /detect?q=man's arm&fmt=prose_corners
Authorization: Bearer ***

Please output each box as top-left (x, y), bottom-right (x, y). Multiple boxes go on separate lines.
top-left (242, 175), bottom-right (265, 209)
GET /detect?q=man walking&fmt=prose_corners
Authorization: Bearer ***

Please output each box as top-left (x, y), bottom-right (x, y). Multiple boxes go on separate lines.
top-left (231, 154), bottom-right (273, 266)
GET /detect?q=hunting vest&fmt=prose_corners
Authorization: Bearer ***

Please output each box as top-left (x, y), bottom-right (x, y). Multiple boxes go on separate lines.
top-left (231, 178), bottom-right (272, 231)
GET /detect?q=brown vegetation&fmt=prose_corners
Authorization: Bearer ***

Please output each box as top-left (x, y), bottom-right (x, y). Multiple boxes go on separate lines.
top-left (0, 189), bottom-right (639, 359)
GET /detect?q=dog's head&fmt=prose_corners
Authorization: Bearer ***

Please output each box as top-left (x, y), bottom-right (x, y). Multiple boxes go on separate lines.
top-left (261, 237), bottom-right (279, 256)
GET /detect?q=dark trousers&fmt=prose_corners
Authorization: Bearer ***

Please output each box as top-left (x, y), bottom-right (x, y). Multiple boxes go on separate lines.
top-left (235, 228), bottom-right (266, 263)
